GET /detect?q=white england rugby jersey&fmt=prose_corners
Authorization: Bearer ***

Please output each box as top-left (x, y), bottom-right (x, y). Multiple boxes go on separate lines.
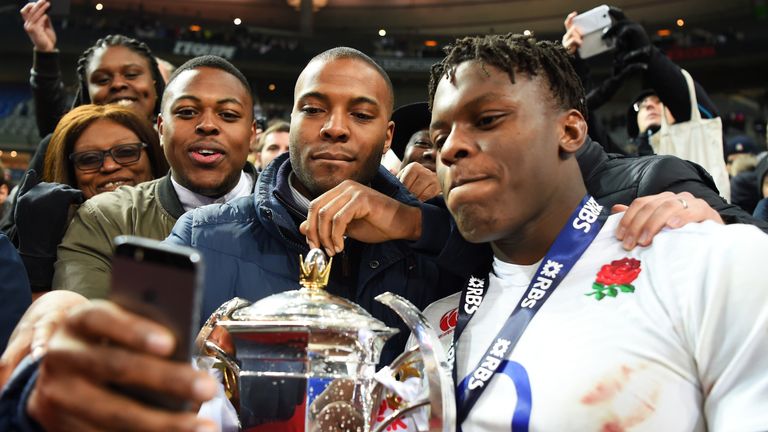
top-left (411, 214), bottom-right (768, 432)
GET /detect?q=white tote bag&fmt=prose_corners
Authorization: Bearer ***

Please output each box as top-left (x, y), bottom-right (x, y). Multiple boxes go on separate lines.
top-left (652, 69), bottom-right (731, 202)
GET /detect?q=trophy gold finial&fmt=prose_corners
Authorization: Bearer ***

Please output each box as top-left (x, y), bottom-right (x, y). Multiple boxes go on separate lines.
top-left (299, 248), bottom-right (333, 290)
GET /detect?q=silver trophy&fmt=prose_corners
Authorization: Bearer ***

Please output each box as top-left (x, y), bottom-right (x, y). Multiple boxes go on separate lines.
top-left (195, 248), bottom-right (455, 432)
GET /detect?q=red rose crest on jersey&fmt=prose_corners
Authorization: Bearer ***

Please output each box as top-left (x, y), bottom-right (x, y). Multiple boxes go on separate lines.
top-left (586, 257), bottom-right (641, 300)
top-left (439, 308), bottom-right (458, 333)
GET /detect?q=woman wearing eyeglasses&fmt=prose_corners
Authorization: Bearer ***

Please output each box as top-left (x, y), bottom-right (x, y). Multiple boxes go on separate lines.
top-left (43, 104), bottom-right (166, 198)
top-left (12, 105), bottom-right (167, 295)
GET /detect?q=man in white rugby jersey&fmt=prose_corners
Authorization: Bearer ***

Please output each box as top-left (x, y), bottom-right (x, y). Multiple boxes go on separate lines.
top-left (415, 33), bottom-right (768, 431)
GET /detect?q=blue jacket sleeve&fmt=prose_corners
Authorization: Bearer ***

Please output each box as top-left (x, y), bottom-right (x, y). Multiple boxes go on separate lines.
top-left (0, 356), bottom-right (44, 432)
top-left (0, 233), bottom-right (31, 350)
top-left (408, 200), bottom-right (452, 255)
top-left (409, 197), bottom-right (493, 277)
top-left (163, 211), bottom-right (195, 246)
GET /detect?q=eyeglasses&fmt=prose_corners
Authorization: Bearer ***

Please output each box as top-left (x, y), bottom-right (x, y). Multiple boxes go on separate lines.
top-left (69, 143), bottom-right (148, 172)
top-left (633, 97), bottom-right (661, 113)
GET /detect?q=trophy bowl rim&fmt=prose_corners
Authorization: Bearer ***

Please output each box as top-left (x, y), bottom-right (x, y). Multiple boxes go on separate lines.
top-left (217, 319), bottom-right (400, 336)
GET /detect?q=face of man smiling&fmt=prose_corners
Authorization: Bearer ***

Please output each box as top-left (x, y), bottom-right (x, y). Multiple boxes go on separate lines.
top-left (289, 57), bottom-right (394, 199)
top-left (158, 66), bottom-right (254, 197)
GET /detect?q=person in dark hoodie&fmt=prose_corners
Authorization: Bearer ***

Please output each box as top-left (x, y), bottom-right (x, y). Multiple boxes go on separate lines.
top-left (562, 7), bottom-right (720, 158)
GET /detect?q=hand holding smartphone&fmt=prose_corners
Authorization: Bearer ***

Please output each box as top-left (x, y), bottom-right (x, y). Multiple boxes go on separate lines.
top-left (28, 0), bottom-right (70, 17)
top-left (109, 235), bottom-right (204, 410)
top-left (572, 4), bottom-right (616, 59)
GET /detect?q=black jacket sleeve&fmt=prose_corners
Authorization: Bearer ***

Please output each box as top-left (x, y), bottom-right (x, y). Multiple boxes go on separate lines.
top-left (638, 156), bottom-right (768, 232)
top-left (410, 197), bottom-right (493, 279)
top-left (644, 47), bottom-right (719, 121)
top-left (0, 134), bottom-right (52, 244)
top-left (29, 50), bottom-right (68, 138)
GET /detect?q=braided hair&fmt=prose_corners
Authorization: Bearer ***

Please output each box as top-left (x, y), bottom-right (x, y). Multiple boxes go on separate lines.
top-left (428, 33), bottom-right (587, 120)
top-left (73, 35), bottom-right (165, 118)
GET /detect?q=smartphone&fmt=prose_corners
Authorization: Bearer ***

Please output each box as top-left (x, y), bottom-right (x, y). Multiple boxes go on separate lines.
top-left (30, 0), bottom-right (71, 17)
top-left (572, 4), bottom-right (615, 59)
top-left (110, 235), bottom-right (204, 410)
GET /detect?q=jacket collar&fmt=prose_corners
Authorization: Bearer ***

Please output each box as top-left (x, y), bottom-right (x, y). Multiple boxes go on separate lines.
top-left (254, 153), bottom-right (419, 248)
top-left (257, 153), bottom-right (417, 212)
top-left (575, 136), bottom-right (610, 185)
top-left (157, 174), bottom-right (186, 219)
top-left (158, 163), bottom-right (258, 220)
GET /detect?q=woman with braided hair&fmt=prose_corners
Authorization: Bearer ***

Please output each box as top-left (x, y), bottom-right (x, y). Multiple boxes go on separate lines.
top-left (20, 1), bottom-right (164, 136)
top-left (18, 2), bottom-right (165, 186)
top-left (70, 34), bottom-right (165, 124)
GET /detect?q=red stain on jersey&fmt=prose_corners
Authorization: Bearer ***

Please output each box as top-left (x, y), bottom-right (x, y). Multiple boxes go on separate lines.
top-left (601, 421), bottom-right (624, 432)
top-left (583, 363), bottom-right (658, 432)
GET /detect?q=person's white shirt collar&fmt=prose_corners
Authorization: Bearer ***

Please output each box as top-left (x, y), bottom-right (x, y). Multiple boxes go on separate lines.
top-left (171, 171), bottom-right (254, 212)
top-left (288, 172), bottom-right (312, 213)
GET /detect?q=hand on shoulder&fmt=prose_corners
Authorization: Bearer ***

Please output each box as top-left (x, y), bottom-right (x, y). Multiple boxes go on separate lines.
top-left (613, 191), bottom-right (723, 250)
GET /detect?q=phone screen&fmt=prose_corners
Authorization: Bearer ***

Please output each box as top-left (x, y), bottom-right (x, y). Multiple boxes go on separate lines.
top-left (38, 0), bottom-right (71, 17)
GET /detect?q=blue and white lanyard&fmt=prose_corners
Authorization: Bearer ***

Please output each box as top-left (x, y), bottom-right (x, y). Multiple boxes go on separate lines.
top-left (451, 195), bottom-right (609, 427)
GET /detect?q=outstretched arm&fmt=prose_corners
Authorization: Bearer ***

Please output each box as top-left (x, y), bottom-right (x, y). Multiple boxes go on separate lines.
top-left (20, 0), bottom-right (68, 137)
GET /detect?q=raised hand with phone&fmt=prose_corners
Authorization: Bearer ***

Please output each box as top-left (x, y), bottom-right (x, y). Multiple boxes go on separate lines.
top-left (562, 5), bottom-right (650, 113)
top-left (601, 6), bottom-right (653, 72)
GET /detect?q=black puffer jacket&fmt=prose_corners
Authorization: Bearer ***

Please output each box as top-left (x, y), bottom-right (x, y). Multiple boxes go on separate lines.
top-left (576, 138), bottom-right (768, 232)
top-left (577, 137), bottom-right (768, 231)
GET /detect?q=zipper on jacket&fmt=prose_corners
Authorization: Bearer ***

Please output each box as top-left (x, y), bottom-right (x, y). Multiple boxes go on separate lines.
top-left (270, 193), bottom-right (311, 254)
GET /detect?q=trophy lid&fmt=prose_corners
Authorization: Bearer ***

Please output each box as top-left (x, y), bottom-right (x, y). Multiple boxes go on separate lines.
top-left (223, 249), bottom-right (398, 336)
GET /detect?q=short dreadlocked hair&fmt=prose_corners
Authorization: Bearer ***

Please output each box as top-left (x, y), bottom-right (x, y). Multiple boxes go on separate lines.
top-left (74, 35), bottom-right (165, 117)
top-left (428, 33), bottom-right (587, 120)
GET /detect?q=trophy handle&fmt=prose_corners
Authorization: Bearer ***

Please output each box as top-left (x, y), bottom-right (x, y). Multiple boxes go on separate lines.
top-left (374, 292), bottom-right (456, 432)
top-left (195, 297), bottom-right (252, 407)
top-left (194, 297), bottom-right (252, 356)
